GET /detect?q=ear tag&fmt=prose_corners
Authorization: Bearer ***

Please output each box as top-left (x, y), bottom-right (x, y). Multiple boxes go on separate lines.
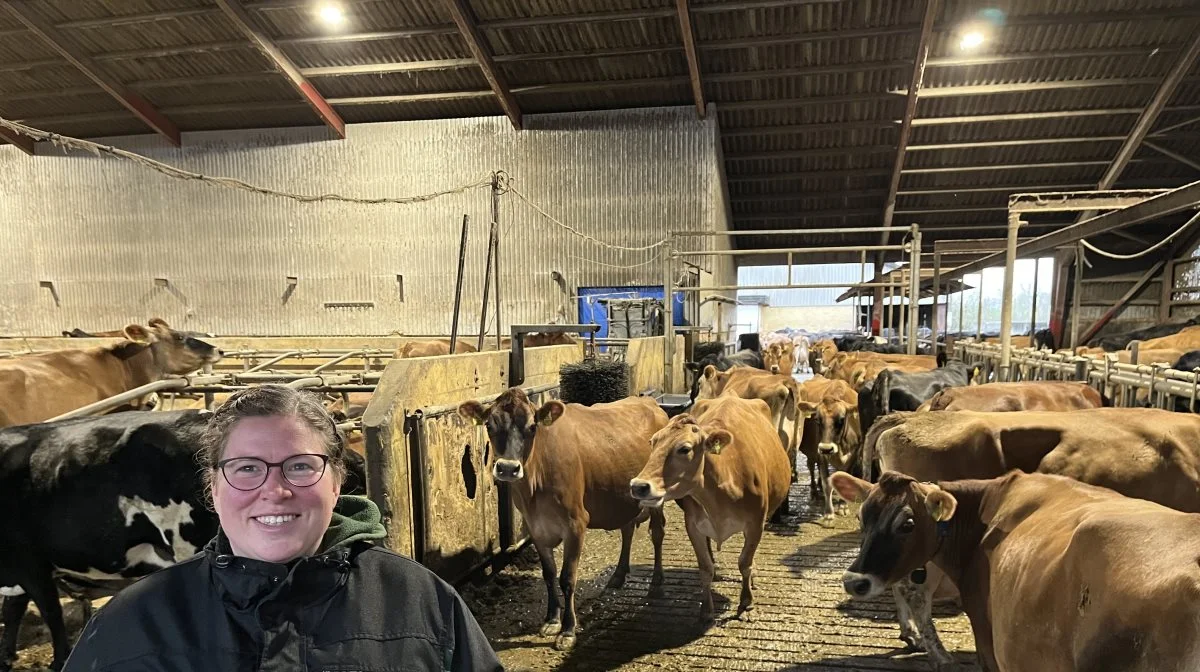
top-left (710, 442), bottom-right (723, 455)
top-left (910, 567), bottom-right (927, 584)
top-left (936, 520), bottom-right (952, 538)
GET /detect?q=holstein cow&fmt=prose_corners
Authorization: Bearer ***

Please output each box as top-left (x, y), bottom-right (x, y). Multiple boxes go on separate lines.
top-left (0, 319), bottom-right (222, 428)
top-left (926, 381), bottom-right (1105, 412)
top-left (833, 470), bottom-right (1200, 672)
top-left (859, 407), bottom-right (1200, 669)
top-left (457, 389), bottom-right (668, 650)
top-left (860, 359), bottom-right (981, 434)
top-left (629, 395), bottom-right (790, 620)
top-left (0, 409), bottom-right (369, 672)
top-left (1087, 314), bottom-right (1200, 351)
top-left (795, 376), bottom-right (861, 519)
top-left (696, 366), bottom-right (801, 497)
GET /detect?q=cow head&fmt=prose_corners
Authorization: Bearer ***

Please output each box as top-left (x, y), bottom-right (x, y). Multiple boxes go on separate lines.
top-left (763, 342), bottom-right (796, 375)
top-left (799, 393), bottom-right (860, 465)
top-left (457, 387), bottom-right (565, 482)
top-left (629, 413), bottom-right (730, 508)
top-left (830, 470), bottom-right (957, 600)
top-left (696, 364), bottom-right (731, 400)
top-left (123, 318), bottom-right (222, 374)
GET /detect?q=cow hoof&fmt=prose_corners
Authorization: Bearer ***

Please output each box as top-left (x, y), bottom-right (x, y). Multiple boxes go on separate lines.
top-left (554, 633), bottom-right (577, 651)
top-left (606, 570), bottom-right (628, 590)
top-left (736, 604), bottom-right (754, 621)
top-left (539, 621), bottom-right (562, 637)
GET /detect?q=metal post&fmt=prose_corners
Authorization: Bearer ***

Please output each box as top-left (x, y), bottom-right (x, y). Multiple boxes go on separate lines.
top-left (859, 250), bottom-right (866, 331)
top-left (932, 251), bottom-right (941, 353)
top-left (958, 278), bottom-right (964, 339)
top-left (1029, 257), bottom-right (1040, 338)
top-left (1071, 243), bottom-right (1084, 349)
top-left (885, 283), bottom-right (893, 340)
top-left (492, 175), bottom-right (503, 352)
top-left (999, 212), bottom-right (1021, 380)
top-left (908, 229), bottom-right (922, 355)
top-left (976, 272), bottom-right (984, 340)
top-left (663, 251), bottom-right (675, 393)
top-left (477, 221), bottom-right (497, 351)
top-left (449, 215), bottom-right (470, 354)
top-left (786, 252), bottom-right (793, 287)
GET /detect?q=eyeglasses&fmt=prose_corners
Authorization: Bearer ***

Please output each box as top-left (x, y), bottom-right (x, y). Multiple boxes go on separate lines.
top-left (214, 454), bottom-right (330, 491)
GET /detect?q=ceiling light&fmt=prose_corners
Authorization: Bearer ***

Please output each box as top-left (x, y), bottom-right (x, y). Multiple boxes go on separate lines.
top-left (316, 3), bottom-right (345, 26)
top-left (960, 31), bottom-right (985, 50)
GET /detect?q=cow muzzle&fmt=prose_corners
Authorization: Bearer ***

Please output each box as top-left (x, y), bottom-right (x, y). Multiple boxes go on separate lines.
top-left (492, 459), bottom-right (524, 482)
top-left (629, 478), bottom-right (665, 508)
top-left (769, 365), bottom-right (780, 374)
top-left (818, 442), bottom-right (839, 455)
top-left (842, 571), bottom-right (883, 599)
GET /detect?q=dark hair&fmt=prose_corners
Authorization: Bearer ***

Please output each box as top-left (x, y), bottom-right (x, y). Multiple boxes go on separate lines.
top-left (200, 385), bottom-right (346, 501)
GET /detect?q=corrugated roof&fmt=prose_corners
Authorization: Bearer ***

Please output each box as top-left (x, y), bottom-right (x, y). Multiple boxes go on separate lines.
top-left (1, 0), bottom-right (1199, 250)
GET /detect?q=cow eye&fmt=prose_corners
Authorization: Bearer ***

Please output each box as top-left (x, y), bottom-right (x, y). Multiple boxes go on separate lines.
top-left (899, 518), bottom-right (915, 533)
top-left (676, 445), bottom-right (691, 455)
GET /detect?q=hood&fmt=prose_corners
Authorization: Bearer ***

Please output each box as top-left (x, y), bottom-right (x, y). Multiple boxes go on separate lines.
top-left (320, 495), bottom-right (387, 552)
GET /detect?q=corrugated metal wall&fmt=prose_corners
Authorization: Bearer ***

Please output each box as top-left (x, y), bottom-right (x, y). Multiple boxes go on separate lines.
top-left (0, 106), bottom-right (726, 336)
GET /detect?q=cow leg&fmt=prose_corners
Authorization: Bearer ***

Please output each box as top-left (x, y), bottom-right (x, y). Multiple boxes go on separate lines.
top-left (533, 538), bottom-right (563, 638)
top-left (555, 524), bottom-right (586, 651)
top-left (736, 522), bottom-right (764, 620)
top-left (22, 569), bottom-right (71, 672)
top-left (0, 593), bottom-right (31, 671)
top-left (819, 454), bottom-right (836, 520)
top-left (909, 577), bottom-right (956, 670)
top-left (608, 522), bottom-right (635, 590)
top-left (685, 521), bottom-right (716, 620)
top-left (891, 581), bottom-right (922, 651)
top-left (648, 508), bottom-right (666, 598)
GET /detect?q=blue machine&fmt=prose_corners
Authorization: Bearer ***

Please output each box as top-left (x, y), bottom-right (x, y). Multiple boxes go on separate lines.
top-left (576, 286), bottom-right (687, 338)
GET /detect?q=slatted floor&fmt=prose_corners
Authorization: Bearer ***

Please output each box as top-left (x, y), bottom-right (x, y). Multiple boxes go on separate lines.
top-left (460, 481), bottom-right (980, 671)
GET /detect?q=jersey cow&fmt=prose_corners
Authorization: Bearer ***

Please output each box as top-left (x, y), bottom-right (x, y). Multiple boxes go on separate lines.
top-left (833, 470), bottom-right (1200, 672)
top-left (0, 319), bottom-right (221, 428)
top-left (630, 395), bottom-right (790, 620)
top-left (457, 390), bottom-right (668, 650)
top-left (795, 376), bottom-right (861, 519)
top-left (860, 407), bottom-right (1200, 669)
top-left (926, 381), bottom-right (1105, 412)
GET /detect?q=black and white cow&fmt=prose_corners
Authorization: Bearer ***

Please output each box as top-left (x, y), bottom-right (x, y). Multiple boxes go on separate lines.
top-left (0, 409), bottom-right (366, 671)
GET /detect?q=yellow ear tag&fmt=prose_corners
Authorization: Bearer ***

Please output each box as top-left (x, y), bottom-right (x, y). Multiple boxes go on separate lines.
top-left (710, 441), bottom-right (723, 455)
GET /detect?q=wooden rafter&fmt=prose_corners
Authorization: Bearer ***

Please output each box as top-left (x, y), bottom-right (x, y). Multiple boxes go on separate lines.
top-left (0, 126), bottom-right (34, 155)
top-left (879, 0), bottom-right (939, 245)
top-left (442, 0), bottom-right (522, 130)
top-left (0, 0), bottom-right (180, 146)
top-left (214, 0), bottom-right (345, 139)
top-left (675, 0), bottom-right (706, 118)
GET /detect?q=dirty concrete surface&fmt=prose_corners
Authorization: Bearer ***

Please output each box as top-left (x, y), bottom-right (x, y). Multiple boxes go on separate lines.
top-left (458, 482), bottom-right (979, 671)
top-left (8, 484), bottom-right (978, 672)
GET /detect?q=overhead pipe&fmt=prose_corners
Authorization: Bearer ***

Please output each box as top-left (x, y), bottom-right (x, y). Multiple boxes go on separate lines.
top-left (47, 374), bottom-right (226, 422)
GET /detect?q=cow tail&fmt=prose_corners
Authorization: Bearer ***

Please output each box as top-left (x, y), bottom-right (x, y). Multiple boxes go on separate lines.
top-left (862, 411), bottom-right (910, 483)
top-left (874, 368), bottom-right (893, 415)
top-left (1100, 389), bottom-right (1113, 407)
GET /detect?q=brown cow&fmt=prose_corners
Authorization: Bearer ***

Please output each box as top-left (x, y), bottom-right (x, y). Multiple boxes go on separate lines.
top-left (457, 389), bottom-right (668, 650)
top-left (795, 377), bottom-right (861, 519)
top-left (1132, 324), bottom-right (1200, 352)
top-left (860, 407), bottom-right (1200, 668)
top-left (696, 365), bottom-right (801, 492)
top-left (60, 328), bottom-right (129, 338)
top-left (833, 470), bottom-right (1200, 672)
top-left (926, 381), bottom-right (1105, 412)
top-left (396, 338), bottom-right (478, 358)
top-left (762, 341), bottom-right (796, 376)
top-left (0, 319), bottom-right (222, 428)
top-left (629, 395), bottom-right (790, 620)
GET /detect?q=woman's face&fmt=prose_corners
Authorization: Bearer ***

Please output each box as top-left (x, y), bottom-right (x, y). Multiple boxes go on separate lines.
top-left (212, 415), bottom-right (341, 564)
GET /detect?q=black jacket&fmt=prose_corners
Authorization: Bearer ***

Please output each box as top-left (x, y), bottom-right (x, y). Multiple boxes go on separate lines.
top-left (62, 497), bottom-right (503, 672)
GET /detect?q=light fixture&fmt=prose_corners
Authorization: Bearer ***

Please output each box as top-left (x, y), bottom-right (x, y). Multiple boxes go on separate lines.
top-left (316, 3), bottom-right (345, 27)
top-left (959, 31), bottom-right (985, 50)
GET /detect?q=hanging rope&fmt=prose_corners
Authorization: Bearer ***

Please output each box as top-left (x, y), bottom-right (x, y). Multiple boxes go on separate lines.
top-left (0, 117), bottom-right (492, 206)
top-left (507, 185), bottom-right (669, 252)
top-left (1080, 210), bottom-right (1200, 260)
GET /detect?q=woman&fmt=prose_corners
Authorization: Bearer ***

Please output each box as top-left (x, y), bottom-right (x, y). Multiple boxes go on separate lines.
top-left (63, 384), bottom-right (503, 671)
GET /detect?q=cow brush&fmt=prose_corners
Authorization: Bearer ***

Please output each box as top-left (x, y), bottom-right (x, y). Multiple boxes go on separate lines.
top-left (559, 359), bottom-right (629, 406)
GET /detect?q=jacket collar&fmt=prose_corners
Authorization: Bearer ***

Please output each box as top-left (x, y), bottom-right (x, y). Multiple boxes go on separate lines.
top-left (204, 530), bottom-right (356, 616)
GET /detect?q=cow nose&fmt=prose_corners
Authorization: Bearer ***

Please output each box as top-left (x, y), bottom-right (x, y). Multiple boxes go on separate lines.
top-left (843, 573), bottom-right (873, 597)
top-left (770, 366), bottom-right (779, 373)
top-left (493, 460), bottom-right (522, 480)
top-left (630, 480), bottom-right (651, 499)
top-left (818, 442), bottom-right (837, 455)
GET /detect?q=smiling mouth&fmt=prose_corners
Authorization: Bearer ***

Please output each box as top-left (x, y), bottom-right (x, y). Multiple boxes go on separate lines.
top-left (254, 514), bottom-right (298, 527)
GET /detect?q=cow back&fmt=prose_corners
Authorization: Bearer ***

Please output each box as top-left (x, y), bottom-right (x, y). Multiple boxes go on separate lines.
top-left (0, 345), bottom-right (153, 427)
top-left (690, 395), bottom-right (790, 513)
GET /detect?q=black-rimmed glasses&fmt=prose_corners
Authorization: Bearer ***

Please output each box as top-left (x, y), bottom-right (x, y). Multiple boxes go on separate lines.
top-left (215, 454), bottom-right (330, 491)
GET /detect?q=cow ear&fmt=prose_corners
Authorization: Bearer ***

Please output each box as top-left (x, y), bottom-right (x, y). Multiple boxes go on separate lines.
top-left (703, 428), bottom-right (733, 455)
top-left (123, 324), bottom-right (152, 343)
top-left (796, 400), bottom-right (818, 418)
top-left (147, 317), bottom-right (171, 330)
top-left (924, 488), bottom-right (958, 522)
top-left (457, 400), bottom-right (487, 425)
top-left (702, 364), bottom-right (718, 381)
top-left (830, 471), bottom-right (872, 503)
top-left (535, 400), bottom-right (566, 426)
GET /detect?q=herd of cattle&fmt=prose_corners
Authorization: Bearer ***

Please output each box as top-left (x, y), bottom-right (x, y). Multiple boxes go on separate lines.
top-left (6, 315), bottom-right (1200, 671)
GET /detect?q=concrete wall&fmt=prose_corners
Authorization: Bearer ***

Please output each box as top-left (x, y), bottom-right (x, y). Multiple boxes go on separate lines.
top-left (760, 306), bottom-right (855, 333)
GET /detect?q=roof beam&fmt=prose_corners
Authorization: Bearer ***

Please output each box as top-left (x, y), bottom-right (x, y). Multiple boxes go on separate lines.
top-left (675, 0), bottom-right (706, 118)
top-left (1, 0), bottom-right (180, 146)
top-left (214, 0), bottom-right (345, 139)
top-left (903, 160), bottom-right (1147, 174)
top-left (880, 0), bottom-right (939, 246)
top-left (442, 0), bottom-right (522, 130)
top-left (907, 136), bottom-right (1125, 151)
top-left (898, 78), bottom-right (1168, 97)
top-left (728, 169), bottom-right (892, 182)
top-left (727, 145), bottom-right (895, 160)
top-left (1153, 113), bottom-right (1200, 137)
top-left (1144, 140), bottom-right (1200, 173)
top-left (735, 209), bottom-right (880, 221)
top-left (0, 127), bottom-right (35, 155)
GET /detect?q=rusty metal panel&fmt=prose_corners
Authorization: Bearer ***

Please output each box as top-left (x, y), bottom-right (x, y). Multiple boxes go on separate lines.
top-left (0, 106), bottom-right (725, 337)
